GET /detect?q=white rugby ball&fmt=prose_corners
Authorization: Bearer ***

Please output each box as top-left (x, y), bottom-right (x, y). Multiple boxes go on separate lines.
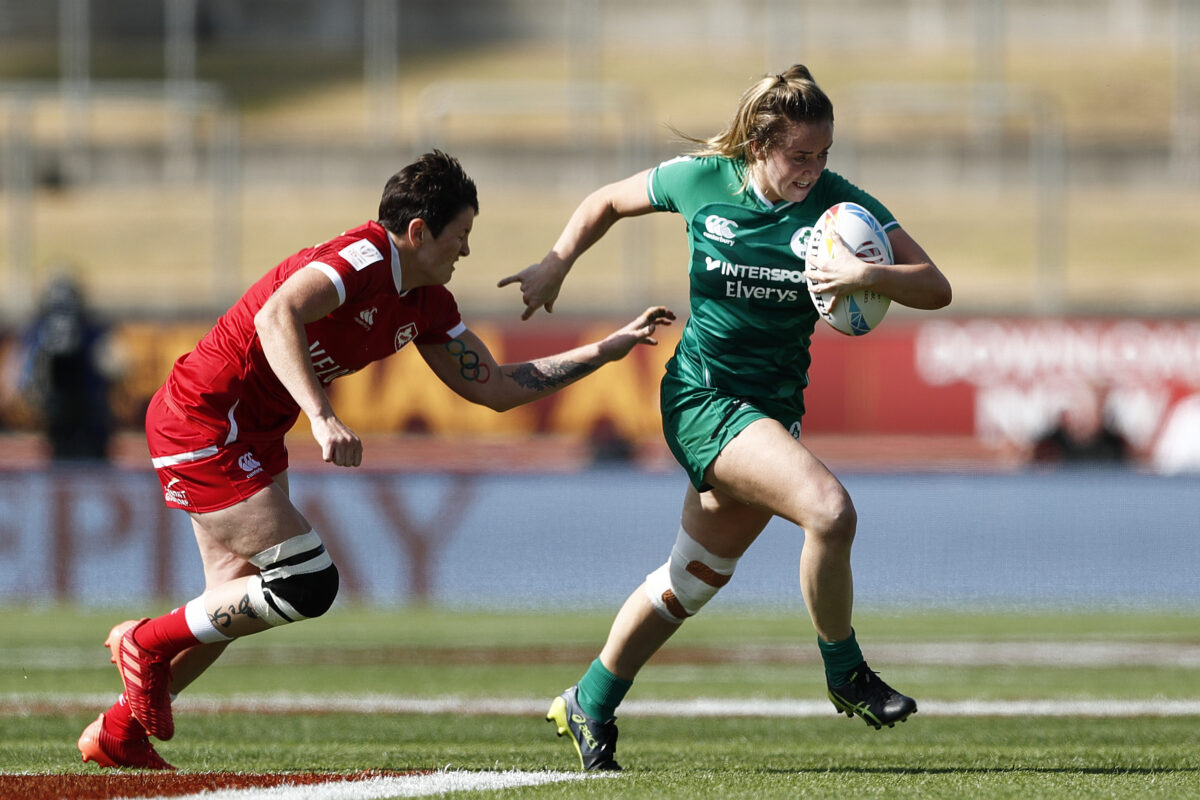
top-left (805, 202), bottom-right (893, 336)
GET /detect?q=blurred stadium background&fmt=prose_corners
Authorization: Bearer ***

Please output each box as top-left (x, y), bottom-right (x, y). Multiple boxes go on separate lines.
top-left (0, 0), bottom-right (1197, 610)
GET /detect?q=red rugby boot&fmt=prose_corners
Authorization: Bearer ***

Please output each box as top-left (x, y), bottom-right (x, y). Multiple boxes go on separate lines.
top-left (78, 713), bottom-right (175, 770)
top-left (106, 619), bottom-right (174, 741)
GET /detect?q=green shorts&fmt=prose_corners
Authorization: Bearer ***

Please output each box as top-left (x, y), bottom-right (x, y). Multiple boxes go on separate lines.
top-left (659, 372), bottom-right (805, 491)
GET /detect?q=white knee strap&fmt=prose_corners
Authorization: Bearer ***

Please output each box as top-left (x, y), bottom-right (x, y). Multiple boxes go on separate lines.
top-left (246, 530), bottom-right (336, 626)
top-left (644, 526), bottom-right (739, 623)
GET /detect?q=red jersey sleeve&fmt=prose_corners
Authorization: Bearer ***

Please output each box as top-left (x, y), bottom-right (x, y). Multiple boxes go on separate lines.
top-left (411, 286), bottom-right (465, 346)
top-left (305, 221), bottom-right (401, 308)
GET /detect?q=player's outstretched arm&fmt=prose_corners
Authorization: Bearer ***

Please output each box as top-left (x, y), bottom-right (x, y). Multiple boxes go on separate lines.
top-left (419, 305), bottom-right (675, 411)
top-left (497, 170), bottom-right (656, 320)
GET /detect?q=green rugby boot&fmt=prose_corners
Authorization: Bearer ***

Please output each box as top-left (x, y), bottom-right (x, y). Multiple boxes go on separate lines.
top-left (546, 685), bottom-right (621, 771)
top-left (828, 662), bottom-right (917, 729)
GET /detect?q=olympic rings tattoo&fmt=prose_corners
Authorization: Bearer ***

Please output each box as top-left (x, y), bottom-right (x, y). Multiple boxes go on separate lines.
top-left (445, 338), bottom-right (491, 383)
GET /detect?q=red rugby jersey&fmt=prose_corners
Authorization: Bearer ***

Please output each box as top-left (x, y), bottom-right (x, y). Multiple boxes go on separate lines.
top-left (162, 220), bottom-right (464, 441)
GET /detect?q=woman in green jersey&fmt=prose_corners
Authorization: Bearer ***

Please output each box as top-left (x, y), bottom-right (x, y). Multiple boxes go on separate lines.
top-left (501, 64), bottom-right (951, 771)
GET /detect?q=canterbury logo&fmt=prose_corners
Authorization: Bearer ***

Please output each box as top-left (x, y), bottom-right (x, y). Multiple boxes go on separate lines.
top-left (355, 307), bottom-right (378, 329)
top-left (703, 215), bottom-right (738, 242)
top-left (238, 452), bottom-right (263, 477)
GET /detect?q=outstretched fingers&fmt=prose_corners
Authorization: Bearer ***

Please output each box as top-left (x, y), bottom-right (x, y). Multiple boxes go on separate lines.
top-left (633, 305), bottom-right (676, 345)
top-left (498, 264), bottom-right (563, 320)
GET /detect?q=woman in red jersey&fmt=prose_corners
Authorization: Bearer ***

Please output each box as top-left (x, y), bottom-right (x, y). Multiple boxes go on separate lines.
top-left (77, 150), bottom-right (674, 770)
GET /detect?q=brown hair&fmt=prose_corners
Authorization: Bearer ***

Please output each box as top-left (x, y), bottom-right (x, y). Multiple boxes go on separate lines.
top-left (682, 65), bottom-right (834, 167)
top-left (378, 150), bottom-right (478, 238)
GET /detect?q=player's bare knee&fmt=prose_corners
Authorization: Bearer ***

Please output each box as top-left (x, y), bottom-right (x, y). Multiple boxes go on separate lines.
top-left (805, 491), bottom-right (857, 548)
top-left (644, 526), bottom-right (739, 623)
top-left (245, 531), bottom-right (339, 626)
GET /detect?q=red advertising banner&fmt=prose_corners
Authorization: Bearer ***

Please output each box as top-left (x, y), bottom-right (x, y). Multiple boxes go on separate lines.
top-left (804, 323), bottom-right (975, 435)
top-left (909, 318), bottom-right (1200, 471)
top-left (3, 316), bottom-right (1198, 472)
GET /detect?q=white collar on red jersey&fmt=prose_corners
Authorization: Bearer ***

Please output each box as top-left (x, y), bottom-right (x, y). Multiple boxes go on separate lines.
top-left (386, 231), bottom-right (408, 296)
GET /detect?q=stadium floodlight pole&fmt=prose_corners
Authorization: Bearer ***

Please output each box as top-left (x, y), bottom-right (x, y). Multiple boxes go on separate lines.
top-left (1029, 92), bottom-right (1066, 316)
top-left (364, 0), bottom-right (400, 144)
top-left (58, 0), bottom-right (91, 185)
top-left (564, 0), bottom-right (601, 154)
top-left (165, 0), bottom-right (199, 183)
top-left (1170, 0), bottom-right (1200, 186)
top-left (210, 108), bottom-right (242, 311)
top-left (1, 93), bottom-right (35, 322)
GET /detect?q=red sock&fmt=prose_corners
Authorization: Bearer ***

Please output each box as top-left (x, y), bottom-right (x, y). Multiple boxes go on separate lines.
top-left (102, 695), bottom-right (147, 740)
top-left (131, 606), bottom-right (202, 658)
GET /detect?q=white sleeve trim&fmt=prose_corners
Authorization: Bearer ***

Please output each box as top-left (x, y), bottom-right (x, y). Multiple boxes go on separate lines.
top-left (646, 168), bottom-right (660, 207)
top-left (647, 155), bottom-right (690, 208)
top-left (447, 321), bottom-right (467, 339)
top-left (306, 262), bottom-right (346, 306)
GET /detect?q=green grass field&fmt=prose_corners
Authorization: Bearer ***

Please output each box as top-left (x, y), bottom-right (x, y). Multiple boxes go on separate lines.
top-left (3, 605), bottom-right (1199, 798)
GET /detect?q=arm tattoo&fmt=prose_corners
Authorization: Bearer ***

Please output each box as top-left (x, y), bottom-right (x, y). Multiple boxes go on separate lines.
top-left (505, 358), bottom-right (598, 391)
top-left (445, 338), bottom-right (491, 383)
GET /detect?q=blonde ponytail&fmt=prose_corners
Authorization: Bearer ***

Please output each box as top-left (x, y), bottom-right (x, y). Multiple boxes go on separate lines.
top-left (680, 65), bottom-right (834, 167)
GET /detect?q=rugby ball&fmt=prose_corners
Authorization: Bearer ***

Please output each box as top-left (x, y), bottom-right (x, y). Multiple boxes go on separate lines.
top-left (805, 202), bottom-right (893, 336)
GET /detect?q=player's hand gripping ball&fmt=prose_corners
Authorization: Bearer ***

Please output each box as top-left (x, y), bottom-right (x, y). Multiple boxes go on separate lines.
top-left (805, 202), bottom-right (893, 336)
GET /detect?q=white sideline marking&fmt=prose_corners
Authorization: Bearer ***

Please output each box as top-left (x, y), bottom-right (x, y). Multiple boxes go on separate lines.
top-left (628, 698), bottom-right (1200, 717)
top-left (10, 693), bottom-right (1200, 717)
top-left (130, 770), bottom-right (601, 800)
top-left (183, 694), bottom-right (1200, 718)
top-left (9, 641), bottom-right (1200, 670)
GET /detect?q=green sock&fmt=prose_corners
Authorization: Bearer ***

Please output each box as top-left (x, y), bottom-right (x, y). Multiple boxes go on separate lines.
top-left (817, 628), bottom-right (864, 685)
top-left (575, 658), bottom-right (632, 721)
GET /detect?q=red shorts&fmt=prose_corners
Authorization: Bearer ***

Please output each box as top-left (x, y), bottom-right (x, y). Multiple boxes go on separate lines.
top-left (145, 387), bottom-right (289, 512)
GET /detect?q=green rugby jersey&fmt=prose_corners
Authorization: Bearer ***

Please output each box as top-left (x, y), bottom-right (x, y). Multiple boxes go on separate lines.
top-left (647, 155), bottom-right (896, 402)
